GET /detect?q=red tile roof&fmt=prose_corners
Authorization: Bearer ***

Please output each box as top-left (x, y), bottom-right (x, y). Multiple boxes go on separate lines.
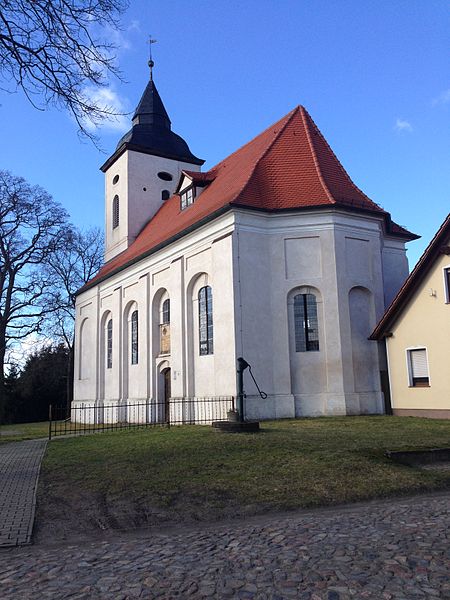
top-left (370, 214), bottom-right (450, 340)
top-left (82, 106), bottom-right (418, 291)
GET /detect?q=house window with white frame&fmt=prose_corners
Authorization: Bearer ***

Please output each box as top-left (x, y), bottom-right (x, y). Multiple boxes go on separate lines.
top-left (407, 348), bottom-right (429, 387)
top-left (444, 267), bottom-right (450, 303)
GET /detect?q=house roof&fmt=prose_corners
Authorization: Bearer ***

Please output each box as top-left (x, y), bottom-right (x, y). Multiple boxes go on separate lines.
top-left (82, 105), bottom-right (418, 293)
top-left (370, 213), bottom-right (450, 340)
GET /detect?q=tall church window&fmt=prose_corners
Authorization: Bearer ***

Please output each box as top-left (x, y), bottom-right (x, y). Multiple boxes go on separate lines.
top-left (162, 299), bottom-right (170, 324)
top-left (199, 286), bottom-right (213, 355)
top-left (107, 319), bottom-right (113, 368)
top-left (131, 310), bottom-right (138, 364)
top-left (160, 298), bottom-right (170, 355)
top-left (294, 293), bottom-right (319, 352)
top-left (112, 195), bottom-right (119, 229)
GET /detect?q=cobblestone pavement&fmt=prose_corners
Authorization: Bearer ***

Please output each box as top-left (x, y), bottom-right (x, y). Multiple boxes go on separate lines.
top-left (1, 492), bottom-right (449, 599)
top-left (0, 439), bottom-right (48, 547)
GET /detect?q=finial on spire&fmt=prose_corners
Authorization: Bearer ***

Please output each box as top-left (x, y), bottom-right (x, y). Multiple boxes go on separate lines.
top-left (148, 35), bottom-right (157, 80)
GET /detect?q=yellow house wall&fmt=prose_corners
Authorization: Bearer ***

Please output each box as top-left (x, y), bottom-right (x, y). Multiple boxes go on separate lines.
top-left (386, 252), bottom-right (450, 415)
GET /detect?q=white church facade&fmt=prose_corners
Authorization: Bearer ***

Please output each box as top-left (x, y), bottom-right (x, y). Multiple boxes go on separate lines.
top-left (73, 69), bottom-right (417, 421)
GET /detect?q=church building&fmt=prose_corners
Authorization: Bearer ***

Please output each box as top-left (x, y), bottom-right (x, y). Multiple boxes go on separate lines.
top-left (73, 66), bottom-right (418, 421)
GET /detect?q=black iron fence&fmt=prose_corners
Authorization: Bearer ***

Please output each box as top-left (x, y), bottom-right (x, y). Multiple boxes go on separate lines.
top-left (48, 396), bottom-right (235, 439)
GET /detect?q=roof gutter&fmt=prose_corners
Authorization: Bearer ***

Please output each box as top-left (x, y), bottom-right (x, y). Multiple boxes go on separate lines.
top-left (78, 203), bottom-right (420, 297)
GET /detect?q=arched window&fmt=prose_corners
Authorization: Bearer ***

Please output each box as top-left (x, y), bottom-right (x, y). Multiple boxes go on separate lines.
top-left (160, 298), bottom-right (170, 355)
top-left (294, 293), bottom-right (319, 352)
top-left (161, 190), bottom-right (170, 201)
top-left (161, 299), bottom-right (170, 324)
top-left (198, 286), bottom-right (213, 355)
top-left (112, 195), bottom-right (119, 229)
top-left (131, 310), bottom-right (138, 364)
top-left (106, 319), bottom-right (113, 369)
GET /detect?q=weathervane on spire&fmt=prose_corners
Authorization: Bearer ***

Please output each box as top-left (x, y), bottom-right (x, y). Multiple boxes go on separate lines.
top-left (148, 35), bottom-right (157, 80)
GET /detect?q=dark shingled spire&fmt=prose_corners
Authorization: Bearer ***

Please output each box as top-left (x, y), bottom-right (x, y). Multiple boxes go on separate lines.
top-left (131, 79), bottom-right (171, 129)
top-left (101, 70), bottom-right (204, 171)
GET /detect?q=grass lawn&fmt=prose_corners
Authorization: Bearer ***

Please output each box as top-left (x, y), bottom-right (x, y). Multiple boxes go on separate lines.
top-left (37, 416), bottom-right (450, 538)
top-left (0, 421), bottom-right (49, 444)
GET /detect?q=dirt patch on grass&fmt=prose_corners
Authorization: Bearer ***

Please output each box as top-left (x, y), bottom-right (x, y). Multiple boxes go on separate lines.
top-left (34, 478), bottom-right (253, 543)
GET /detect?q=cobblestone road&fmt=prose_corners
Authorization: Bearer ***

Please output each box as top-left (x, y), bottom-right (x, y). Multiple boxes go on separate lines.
top-left (0, 439), bottom-right (47, 547)
top-left (0, 492), bottom-right (449, 599)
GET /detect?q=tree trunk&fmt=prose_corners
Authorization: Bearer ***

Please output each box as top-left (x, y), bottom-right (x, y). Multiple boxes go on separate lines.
top-left (0, 331), bottom-right (6, 424)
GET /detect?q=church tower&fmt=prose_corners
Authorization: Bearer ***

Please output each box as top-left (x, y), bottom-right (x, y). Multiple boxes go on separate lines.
top-left (100, 62), bottom-right (204, 262)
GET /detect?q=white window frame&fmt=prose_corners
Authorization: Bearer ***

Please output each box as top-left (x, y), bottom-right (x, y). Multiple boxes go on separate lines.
top-left (405, 347), bottom-right (430, 388)
top-left (442, 265), bottom-right (450, 303)
top-left (180, 186), bottom-right (194, 210)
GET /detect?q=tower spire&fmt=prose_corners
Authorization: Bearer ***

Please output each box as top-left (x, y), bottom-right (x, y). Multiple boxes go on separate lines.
top-left (148, 35), bottom-right (157, 80)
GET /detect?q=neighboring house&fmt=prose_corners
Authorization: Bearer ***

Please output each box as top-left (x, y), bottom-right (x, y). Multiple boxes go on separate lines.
top-left (73, 65), bottom-right (418, 422)
top-left (371, 215), bottom-right (450, 419)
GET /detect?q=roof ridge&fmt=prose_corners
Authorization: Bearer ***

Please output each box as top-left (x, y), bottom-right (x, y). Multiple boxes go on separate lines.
top-left (302, 107), bottom-right (384, 211)
top-left (300, 106), bottom-right (334, 204)
top-left (232, 107), bottom-right (301, 204)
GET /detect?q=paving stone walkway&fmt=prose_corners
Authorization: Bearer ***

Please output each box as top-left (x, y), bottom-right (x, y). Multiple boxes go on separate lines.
top-left (0, 439), bottom-right (48, 547)
top-left (0, 492), bottom-right (449, 599)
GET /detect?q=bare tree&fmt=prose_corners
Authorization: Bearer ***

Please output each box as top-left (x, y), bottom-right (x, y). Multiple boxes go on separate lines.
top-left (0, 170), bottom-right (68, 417)
top-left (45, 227), bottom-right (104, 403)
top-left (0, 0), bottom-right (128, 140)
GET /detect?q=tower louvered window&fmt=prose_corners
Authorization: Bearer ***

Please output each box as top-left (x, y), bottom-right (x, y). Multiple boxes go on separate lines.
top-left (294, 293), bottom-right (319, 352)
top-left (112, 195), bottom-right (119, 229)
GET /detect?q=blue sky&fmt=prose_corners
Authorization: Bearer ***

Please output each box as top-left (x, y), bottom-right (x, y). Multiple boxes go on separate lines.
top-left (0, 0), bottom-right (448, 267)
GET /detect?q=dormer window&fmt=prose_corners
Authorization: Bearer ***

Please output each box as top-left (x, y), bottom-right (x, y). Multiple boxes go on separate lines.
top-left (180, 187), bottom-right (194, 210)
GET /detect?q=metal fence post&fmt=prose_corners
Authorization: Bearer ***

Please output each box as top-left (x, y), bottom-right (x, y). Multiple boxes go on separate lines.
top-left (48, 404), bottom-right (52, 441)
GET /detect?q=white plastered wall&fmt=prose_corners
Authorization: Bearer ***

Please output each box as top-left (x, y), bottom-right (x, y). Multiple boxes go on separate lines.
top-left (232, 209), bottom-right (407, 419)
top-left (104, 151), bottom-right (201, 262)
top-left (74, 207), bottom-right (409, 420)
top-left (74, 212), bottom-right (237, 411)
